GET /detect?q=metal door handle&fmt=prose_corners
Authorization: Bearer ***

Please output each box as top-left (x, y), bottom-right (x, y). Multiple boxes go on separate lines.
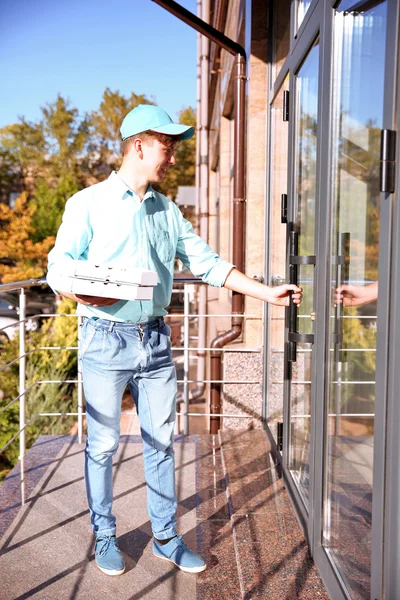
top-left (288, 231), bottom-right (315, 362)
top-left (271, 274), bottom-right (284, 287)
top-left (333, 232), bottom-right (350, 363)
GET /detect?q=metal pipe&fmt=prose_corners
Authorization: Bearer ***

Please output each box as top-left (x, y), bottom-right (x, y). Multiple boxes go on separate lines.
top-left (191, 0), bottom-right (209, 402)
top-left (151, 1), bottom-right (247, 434)
top-left (0, 278), bottom-right (46, 292)
top-left (18, 288), bottom-right (26, 505)
top-left (210, 53), bottom-right (247, 433)
top-left (151, 0), bottom-right (245, 57)
top-left (77, 315), bottom-right (84, 443)
top-left (183, 284), bottom-right (190, 434)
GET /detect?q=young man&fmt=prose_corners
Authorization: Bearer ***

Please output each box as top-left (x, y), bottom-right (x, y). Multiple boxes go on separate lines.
top-left (47, 104), bottom-right (301, 577)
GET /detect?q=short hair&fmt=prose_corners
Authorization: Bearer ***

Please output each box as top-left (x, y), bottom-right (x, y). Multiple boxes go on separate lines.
top-left (121, 130), bottom-right (180, 156)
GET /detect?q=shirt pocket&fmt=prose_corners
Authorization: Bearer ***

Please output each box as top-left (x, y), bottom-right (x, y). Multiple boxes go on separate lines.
top-left (150, 230), bottom-right (174, 263)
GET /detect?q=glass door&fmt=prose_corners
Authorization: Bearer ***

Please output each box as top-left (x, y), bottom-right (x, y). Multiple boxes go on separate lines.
top-left (286, 38), bottom-right (320, 508)
top-left (267, 1), bottom-right (398, 598)
top-left (322, 2), bottom-right (388, 598)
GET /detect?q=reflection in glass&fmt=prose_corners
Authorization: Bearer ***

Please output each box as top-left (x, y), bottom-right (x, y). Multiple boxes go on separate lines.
top-left (297, 0), bottom-right (312, 30)
top-left (288, 39), bottom-right (319, 505)
top-left (272, 0), bottom-right (291, 80)
top-left (323, 3), bottom-right (387, 599)
top-left (267, 77), bottom-right (289, 443)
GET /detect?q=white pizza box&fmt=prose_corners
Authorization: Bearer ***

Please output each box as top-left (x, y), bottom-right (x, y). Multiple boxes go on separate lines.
top-left (63, 261), bottom-right (158, 287)
top-left (50, 274), bottom-right (154, 301)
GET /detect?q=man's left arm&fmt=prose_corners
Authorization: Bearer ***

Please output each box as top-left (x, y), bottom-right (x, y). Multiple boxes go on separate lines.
top-left (175, 211), bottom-right (301, 306)
top-left (223, 268), bottom-right (302, 307)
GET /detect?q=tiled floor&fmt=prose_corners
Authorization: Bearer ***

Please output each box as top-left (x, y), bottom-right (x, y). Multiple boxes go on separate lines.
top-left (0, 431), bottom-right (329, 599)
top-left (218, 430), bottom-right (329, 600)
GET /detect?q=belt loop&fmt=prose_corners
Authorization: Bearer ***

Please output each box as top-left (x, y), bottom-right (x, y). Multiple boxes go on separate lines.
top-left (108, 321), bottom-right (115, 332)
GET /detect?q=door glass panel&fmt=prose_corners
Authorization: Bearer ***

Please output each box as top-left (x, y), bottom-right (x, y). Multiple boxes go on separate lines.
top-left (288, 39), bottom-right (319, 505)
top-left (323, 2), bottom-right (387, 598)
top-left (297, 0), bottom-right (312, 30)
top-left (267, 76), bottom-right (289, 444)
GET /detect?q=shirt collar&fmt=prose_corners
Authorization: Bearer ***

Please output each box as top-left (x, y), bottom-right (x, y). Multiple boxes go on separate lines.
top-left (109, 171), bottom-right (156, 202)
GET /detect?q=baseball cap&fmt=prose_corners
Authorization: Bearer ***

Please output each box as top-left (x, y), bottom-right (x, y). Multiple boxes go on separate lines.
top-left (120, 104), bottom-right (194, 141)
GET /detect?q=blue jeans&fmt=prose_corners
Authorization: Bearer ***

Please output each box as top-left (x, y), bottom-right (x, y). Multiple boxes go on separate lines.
top-left (79, 317), bottom-right (177, 540)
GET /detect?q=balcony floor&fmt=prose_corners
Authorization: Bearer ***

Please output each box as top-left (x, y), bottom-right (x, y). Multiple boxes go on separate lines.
top-left (0, 431), bottom-right (329, 599)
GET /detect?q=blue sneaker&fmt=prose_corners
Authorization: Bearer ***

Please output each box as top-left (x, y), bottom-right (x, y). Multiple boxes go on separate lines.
top-left (95, 535), bottom-right (125, 576)
top-left (152, 534), bottom-right (206, 573)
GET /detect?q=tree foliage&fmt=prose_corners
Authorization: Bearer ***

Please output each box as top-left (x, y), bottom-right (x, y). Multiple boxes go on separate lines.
top-left (0, 90), bottom-right (196, 282)
top-left (154, 105), bottom-right (196, 200)
top-left (0, 299), bottom-right (78, 480)
top-left (0, 193), bottom-right (54, 282)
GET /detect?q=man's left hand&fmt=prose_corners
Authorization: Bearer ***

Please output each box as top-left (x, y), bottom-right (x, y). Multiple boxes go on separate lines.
top-left (267, 284), bottom-right (303, 307)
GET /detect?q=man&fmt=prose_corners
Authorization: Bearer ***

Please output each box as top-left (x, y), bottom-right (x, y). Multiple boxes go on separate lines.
top-left (47, 104), bottom-right (302, 577)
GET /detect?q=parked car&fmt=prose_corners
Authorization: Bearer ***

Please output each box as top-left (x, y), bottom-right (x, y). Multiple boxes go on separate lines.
top-left (0, 290), bottom-right (55, 340)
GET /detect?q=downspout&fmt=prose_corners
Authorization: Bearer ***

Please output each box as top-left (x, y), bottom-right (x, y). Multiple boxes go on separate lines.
top-left (151, 0), bottom-right (247, 434)
top-left (191, 0), bottom-right (209, 401)
top-left (210, 54), bottom-right (246, 433)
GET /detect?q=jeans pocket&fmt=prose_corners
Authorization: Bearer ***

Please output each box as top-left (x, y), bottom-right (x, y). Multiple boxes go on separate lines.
top-left (162, 322), bottom-right (171, 338)
top-left (79, 324), bottom-right (97, 360)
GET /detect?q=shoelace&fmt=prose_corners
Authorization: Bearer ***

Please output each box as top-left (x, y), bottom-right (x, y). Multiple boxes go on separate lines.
top-left (96, 536), bottom-right (118, 557)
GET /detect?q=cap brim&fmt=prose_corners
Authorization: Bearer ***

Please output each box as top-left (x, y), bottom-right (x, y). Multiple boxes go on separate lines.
top-left (150, 123), bottom-right (195, 141)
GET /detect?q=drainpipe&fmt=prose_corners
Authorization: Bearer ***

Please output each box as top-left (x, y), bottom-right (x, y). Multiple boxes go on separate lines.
top-left (191, 0), bottom-right (209, 401)
top-left (210, 53), bottom-right (246, 433)
top-left (151, 0), bottom-right (247, 434)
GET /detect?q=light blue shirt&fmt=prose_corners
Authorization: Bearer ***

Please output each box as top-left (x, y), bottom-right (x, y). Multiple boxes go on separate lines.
top-left (47, 171), bottom-right (234, 322)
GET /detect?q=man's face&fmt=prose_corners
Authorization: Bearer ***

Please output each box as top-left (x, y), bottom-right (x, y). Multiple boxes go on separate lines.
top-left (141, 139), bottom-right (177, 182)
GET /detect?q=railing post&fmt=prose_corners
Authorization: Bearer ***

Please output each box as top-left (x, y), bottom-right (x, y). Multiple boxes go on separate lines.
top-left (19, 288), bottom-right (26, 505)
top-left (183, 284), bottom-right (190, 435)
top-left (77, 315), bottom-right (84, 444)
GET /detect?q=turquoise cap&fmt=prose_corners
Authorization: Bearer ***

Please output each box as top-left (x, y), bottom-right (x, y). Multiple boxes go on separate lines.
top-left (120, 104), bottom-right (194, 141)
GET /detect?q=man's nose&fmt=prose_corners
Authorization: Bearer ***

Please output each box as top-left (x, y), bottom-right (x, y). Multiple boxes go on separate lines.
top-left (169, 155), bottom-right (176, 165)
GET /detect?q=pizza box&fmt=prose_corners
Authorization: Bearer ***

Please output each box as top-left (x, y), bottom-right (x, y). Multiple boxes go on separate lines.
top-left (49, 261), bottom-right (158, 301)
top-left (63, 261), bottom-right (158, 287)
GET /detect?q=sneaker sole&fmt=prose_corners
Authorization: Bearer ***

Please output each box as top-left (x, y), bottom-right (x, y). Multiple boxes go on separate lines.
top-left (96, 563), bottom-right (126, 576)
top-left (153, 551), bottom-right (207, 573)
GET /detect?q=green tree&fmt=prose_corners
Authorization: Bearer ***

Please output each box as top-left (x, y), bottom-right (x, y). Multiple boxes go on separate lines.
top-left (154, 106), bottom-right (196, 200)
top-left (0, 298), bottom-right (78, 481)
top-left (0, 118), bottom-right (46, 186)
top-left (87, 88), bottom-right (155, 179)
top-left (27, 95), bottom-right (88, 240)
top-left (31, 173), bottom-right (81, 242)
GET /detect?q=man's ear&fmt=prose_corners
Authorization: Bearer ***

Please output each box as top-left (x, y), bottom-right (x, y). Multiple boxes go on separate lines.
top-left (133, 138), bottom-right (143, 158)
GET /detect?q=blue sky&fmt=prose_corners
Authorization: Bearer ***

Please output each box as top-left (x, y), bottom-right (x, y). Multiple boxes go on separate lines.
top-left (0, 0), bottom-right (197, 128)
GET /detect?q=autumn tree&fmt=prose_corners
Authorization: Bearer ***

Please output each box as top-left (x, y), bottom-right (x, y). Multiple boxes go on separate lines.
top-left (0, 193), bottom-right (54, 283)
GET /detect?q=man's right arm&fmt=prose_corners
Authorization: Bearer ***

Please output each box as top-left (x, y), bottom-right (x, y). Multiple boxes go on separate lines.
top-left (47, 194), bottom-right (118, 307)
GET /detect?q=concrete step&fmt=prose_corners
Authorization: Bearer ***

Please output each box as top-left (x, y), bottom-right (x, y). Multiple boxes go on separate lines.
top-left (0, 434), bottom-right (242, 599)
top-left (0, 430), bottom-right (330, 599)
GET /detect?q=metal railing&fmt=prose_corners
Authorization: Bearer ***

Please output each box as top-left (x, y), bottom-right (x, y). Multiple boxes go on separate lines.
top-left (0, 277), bottom-right (263, 504)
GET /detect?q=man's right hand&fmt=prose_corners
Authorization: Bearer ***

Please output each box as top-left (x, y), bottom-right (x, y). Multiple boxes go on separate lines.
top-left (59, 291), bottom-right (119, 307)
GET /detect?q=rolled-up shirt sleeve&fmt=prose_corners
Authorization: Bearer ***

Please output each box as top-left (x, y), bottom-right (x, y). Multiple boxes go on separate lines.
top-left (175, 213), bottom-right (235, 287)
top-left (46, 193), bottom-right (92, 292)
